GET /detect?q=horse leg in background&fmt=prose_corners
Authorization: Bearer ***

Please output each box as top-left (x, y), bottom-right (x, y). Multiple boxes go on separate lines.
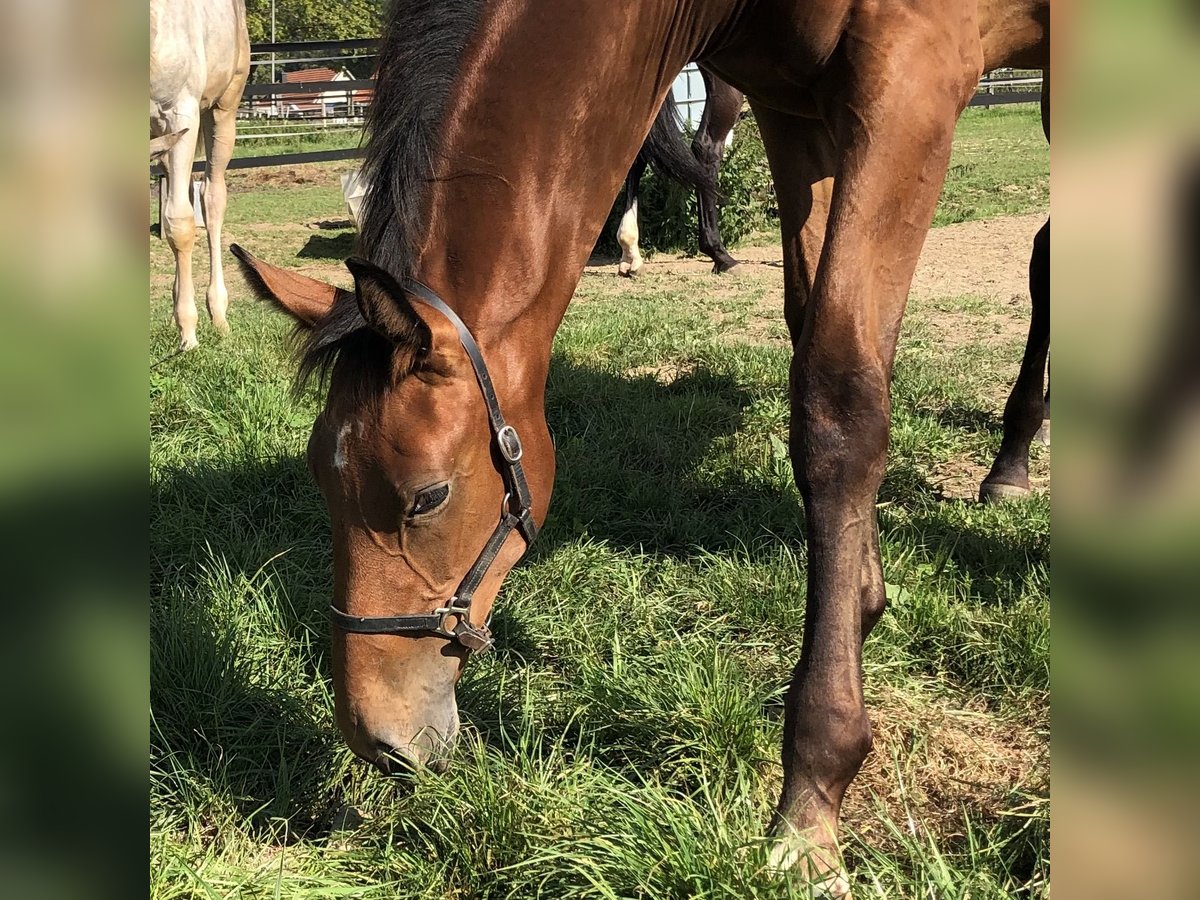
top-left (749, 27), bottom-right (979, 890)
top-left (1039, 379), bottom-right (1050, 445)
top-left (200, 89), bottom-right (242, 335)
top-left (617, 156), bottom-right (648, 277)
top-left (980, 219), bottom-right (1050, 501)
top-left (160, 104), bottom-right (202, 351)
top-left (695, 69), bottom-right (743, 273)
top-left (981, 75), bottom-right (1050, 501)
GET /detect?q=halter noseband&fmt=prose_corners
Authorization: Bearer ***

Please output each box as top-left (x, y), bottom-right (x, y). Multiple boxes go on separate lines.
top-left (329, 279), bottom-right (539, 653)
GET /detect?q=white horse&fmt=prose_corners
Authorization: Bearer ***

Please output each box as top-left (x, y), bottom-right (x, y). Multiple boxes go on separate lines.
top-left (150, 0), bottom-right (250, 350)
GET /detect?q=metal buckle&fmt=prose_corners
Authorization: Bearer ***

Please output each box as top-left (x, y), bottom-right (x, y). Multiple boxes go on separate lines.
top-left (496, 424), bottom-right (523, 463)
top-left (435, 601), bottom-right (494, 653)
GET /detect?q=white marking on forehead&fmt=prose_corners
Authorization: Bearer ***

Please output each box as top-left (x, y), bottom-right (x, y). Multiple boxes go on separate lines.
top-left (333, 420), bottom-right (354, 471)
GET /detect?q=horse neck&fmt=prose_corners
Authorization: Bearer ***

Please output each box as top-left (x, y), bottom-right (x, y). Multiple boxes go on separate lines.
top-left (407, 0), bottom-right (716, 400)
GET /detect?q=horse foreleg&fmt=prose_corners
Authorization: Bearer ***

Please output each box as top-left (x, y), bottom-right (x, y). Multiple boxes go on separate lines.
top-left (981, 218), bottom-right (1050, 501)
top-left (161, 109), bottom-right (201, 351)
top-left (617, 157), bottom-right (647, 277)
top-left (201, 100), bottom-right (238, 335)
top-left (757, 108), bottom-right (888, 641)
top-left (752, 24), bottom-right (980, 893)
top-left (982, 75), bottom-right (1050, 500)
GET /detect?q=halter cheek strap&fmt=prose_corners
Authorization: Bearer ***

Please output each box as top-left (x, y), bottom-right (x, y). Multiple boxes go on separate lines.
top-left (329, 278), bottom-right (538, 653)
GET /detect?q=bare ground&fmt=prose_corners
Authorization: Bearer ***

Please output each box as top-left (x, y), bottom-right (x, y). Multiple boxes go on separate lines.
top-left (583, 212), bottom-right (1044, 350)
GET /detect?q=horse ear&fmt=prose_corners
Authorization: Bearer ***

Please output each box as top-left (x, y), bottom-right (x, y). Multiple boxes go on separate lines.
top-left (231, 244), bottom-right (345, 327)
top-left (345, 257), bottom-right (431, 352)
top-left (150, 128), bottom-right (189, 160)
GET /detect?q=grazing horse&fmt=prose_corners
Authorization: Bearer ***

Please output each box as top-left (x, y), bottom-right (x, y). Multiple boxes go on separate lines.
top-left (233, 0), bottom-right (1049, 890)
top-left (617, 68), bottom-right (745, 277)
top-left (150, 0), bottom-right (250, 351)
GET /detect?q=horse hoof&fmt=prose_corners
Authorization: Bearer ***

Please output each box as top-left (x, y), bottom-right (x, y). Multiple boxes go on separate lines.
top-left (1036, 419), bottom-right (1050, 447)
top-left (979, 481), bottom-right (1031, 504)
top-left (213, 317), bottom-right (231, 336)
top-left (178, 335), bottom-right (199, 352)
top-left (712, 259), bottom-right (741, 275)
top-left (766, 830), bottom-right (851, 899)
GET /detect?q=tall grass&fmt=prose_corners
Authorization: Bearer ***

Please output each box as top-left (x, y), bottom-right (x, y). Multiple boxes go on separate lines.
top-left (151, 105), bottom-right (1049, 898)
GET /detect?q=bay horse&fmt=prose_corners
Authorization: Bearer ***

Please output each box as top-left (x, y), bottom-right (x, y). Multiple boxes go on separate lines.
top-left (232, 0), bottom-right (1049, 890)
top-left (617, 68), bottom-right (746, 276)
top-left (151, 0), bottom-right (250, 351)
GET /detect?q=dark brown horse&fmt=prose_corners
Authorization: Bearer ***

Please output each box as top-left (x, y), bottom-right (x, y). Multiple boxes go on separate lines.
top-left (617, 67), bottom-right (746, 275)
top-left (232, 0), bottom-right (1049, 890)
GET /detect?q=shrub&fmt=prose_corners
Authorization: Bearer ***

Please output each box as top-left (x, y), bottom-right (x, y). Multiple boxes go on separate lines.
top-left (594, 115), bottom-right (777, 258)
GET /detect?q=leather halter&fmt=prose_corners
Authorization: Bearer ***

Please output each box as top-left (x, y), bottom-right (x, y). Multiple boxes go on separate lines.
top-left (329, 279), bottom-right (539, 653)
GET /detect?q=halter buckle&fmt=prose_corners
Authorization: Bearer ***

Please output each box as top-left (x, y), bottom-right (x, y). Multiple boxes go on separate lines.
top-left (435, 602), bottom-right (494, 653)
top-left (496, 424), bottom-right (523, 463)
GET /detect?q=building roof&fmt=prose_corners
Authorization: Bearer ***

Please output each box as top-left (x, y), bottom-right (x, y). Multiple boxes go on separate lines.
top-left (282, 67), bottom-right (339, 84)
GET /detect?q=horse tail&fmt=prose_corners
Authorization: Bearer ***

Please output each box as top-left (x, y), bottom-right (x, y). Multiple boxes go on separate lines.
top-left (636, 91), bottom-right (712, 194)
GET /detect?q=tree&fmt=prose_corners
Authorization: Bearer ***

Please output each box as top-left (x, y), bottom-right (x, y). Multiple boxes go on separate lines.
top-left (244, 0), bottom-right (382, 44)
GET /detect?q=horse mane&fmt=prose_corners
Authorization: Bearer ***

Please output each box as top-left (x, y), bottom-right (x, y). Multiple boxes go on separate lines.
top-left (295, 0), bottom-right (484, 396)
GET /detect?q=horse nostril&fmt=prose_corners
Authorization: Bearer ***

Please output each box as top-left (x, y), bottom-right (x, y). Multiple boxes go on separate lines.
top-left (372, 742), bottom-right (421, 777)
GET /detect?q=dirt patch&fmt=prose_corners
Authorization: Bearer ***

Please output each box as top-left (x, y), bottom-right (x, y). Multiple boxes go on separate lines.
top-left (846, 684), bottom-right (1047, 851)
top-left (932, 448), bottom-right (1051, 503)
top-left (625, 361), bottom-right (695, 384)
top-left (227, 161), bottom-right (354, 194)
top-left (582, 213), bottom-right (1046, 353)
top-left (909, 213), bottom-right (1044, 304)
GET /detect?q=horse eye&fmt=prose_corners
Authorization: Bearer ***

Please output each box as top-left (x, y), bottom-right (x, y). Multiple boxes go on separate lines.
top-left (410, 483), bottom-right (450, 516)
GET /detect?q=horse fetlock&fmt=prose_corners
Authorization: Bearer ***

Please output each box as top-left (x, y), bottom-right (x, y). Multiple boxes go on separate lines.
top-left (207, 286), bottom-right (231, 333)
top-left (785, 698), bottom-right (873, 809)
top-left (710, 253), bottom-right (739, 274)
top-left (617, 251), bottom-right (642, 278)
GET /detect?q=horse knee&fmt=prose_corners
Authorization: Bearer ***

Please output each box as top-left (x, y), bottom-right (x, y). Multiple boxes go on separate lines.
top-left (163, 213), bottom-right (196, 255)
top-left (202, 178), bottom-right (228, 224)
top-left (791, 361), bottom-right (890, 497)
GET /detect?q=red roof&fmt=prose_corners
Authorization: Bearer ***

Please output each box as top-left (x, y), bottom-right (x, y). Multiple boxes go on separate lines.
top-left (282, 67), bottom-right (338, 83)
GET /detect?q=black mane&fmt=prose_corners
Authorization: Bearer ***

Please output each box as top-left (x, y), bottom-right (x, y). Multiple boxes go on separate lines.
top-left (295, 0), bottom-right (485, 393)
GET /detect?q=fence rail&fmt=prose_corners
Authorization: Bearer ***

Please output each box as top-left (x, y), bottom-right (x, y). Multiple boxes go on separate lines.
top-left (155, 39), bottom-right (1041, 175)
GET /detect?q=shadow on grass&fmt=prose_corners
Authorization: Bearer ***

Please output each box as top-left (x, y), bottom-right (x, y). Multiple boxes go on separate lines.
top-left (935, 402), bottom-right (1004, 436)
top-left (298, 232), bottom-right (356, 260)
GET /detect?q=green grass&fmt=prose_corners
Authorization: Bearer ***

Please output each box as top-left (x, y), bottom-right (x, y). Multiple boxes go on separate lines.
top-left (151, 107), bottom-right (1049, 898)
top-left (232, 127), bottom-right (362, 159)
top-left (935, 106), bottom-right (1048, 226)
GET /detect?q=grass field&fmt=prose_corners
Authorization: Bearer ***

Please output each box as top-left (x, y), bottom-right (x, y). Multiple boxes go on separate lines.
top-left (151, 105), bottom-right (1049, 898)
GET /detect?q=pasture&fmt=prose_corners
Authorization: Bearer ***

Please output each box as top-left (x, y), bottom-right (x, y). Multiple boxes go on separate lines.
top-left (151, 105), bottom-right (1049, 898)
